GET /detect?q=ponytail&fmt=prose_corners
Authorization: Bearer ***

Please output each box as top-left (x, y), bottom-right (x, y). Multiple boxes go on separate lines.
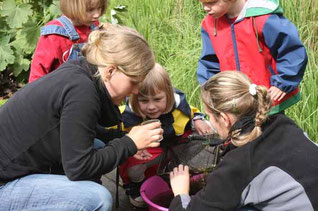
top-left (201, 71), bottom-right (272, 147)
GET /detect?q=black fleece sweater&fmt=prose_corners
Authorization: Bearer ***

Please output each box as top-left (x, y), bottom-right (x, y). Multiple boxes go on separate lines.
top-left (0, 57), bottom-right (137, 183)
top-left (169, 114), bottom-right (318, 210)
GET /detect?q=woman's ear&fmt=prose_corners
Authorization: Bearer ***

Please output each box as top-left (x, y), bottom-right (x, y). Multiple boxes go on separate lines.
top-left (100, 65), bottom-right (117, 81)
top-left (219, 112), bottom-right (233, 129)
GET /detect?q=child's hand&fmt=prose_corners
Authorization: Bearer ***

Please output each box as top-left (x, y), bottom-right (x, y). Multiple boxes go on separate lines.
top-left (134, 149), bottom-right (152, 160)
top-left (170, 164), bottom-right (190, 196)
top-left (269, 86), bottom-right (286, 102)
top-left (194, 119), bottom-right (215, 135)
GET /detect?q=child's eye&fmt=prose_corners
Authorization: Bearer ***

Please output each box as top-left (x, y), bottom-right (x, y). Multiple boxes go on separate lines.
top-left (87, 7), bottom-right (101, 13)
top-left (138, 99), bottom-right (149, 103)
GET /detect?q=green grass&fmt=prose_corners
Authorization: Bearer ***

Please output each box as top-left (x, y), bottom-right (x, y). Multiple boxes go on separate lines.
top-left (108, 0), bottom-right (318, 142)
top-left (0, 99), bottom-right (7, 106)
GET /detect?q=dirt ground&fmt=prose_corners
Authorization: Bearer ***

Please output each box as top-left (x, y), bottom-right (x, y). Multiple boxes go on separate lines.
top-left (0, 70), bottom-right (23, 100)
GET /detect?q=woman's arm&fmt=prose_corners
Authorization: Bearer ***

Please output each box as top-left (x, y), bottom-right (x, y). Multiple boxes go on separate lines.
top-left (169, 150), bottom-right (249, 210)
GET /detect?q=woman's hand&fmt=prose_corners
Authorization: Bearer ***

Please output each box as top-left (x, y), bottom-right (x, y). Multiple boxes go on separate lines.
top-left (134, 149), bottom-right (152, 160)
top-left (194, 119), bottom-right (215, 135)
top-left (170, 164), bottom-right (190, 197)
top-left (127, 121), bottom-right (163, 150)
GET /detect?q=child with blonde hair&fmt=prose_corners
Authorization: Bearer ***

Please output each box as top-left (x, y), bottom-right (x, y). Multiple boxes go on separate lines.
top-left (197, 0), bottom-right (307, 114)
top-left (169, 71), bottom-right (318, 210)
top-left (119, 63), bottom-right (213, 207)
top-left (29, 0), bottom-right (108, 82)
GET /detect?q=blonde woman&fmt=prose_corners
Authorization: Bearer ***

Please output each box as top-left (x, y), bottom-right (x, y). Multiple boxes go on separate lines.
top-left (0, 25), bottom-right (162, 211)
top-left (169, 71), bottom-right (318, 210)
top-left (29, 0), bottom-right (108, 82)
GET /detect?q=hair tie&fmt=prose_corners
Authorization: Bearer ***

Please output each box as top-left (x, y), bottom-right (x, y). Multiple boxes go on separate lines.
top-left (249, 84), bottom-right (257, 96)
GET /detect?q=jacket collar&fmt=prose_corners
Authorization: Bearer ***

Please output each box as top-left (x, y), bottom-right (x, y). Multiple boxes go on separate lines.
top-left (174, 88), bottom-right (192, 118)
top-left (74, 57), bottom-right (122, 127)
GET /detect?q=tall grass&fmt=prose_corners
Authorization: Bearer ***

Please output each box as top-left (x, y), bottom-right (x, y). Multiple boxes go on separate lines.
top-left (109, 0), bottom-right (318, 141)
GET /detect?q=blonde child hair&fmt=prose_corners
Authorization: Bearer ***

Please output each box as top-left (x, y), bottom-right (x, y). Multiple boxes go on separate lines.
top-left (130, 63), bottom-right (175, 117)
top-left (60, 0), bottom-right (108, 25)
top-left (82, 24), bottom-right (155, 82)
top-left (201, 71), bottom-right (272, 146)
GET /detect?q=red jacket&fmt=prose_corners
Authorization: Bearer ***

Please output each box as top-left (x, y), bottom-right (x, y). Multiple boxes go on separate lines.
top-left (29, 17), bottom-right (98, 83)
top-left (197, 10), bottom-right (307, 113)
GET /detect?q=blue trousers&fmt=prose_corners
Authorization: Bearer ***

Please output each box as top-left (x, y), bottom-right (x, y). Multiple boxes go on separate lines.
top-left (0, 174), bottom-right (112, 211)
top-left (0, 139), bottom-right (111, 210)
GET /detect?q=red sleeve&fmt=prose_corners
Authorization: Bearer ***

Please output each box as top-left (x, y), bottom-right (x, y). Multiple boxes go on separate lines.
top-left (29, 19), bottom-right (71, 83)
top-left (29, 20), bottom-right (95, 83)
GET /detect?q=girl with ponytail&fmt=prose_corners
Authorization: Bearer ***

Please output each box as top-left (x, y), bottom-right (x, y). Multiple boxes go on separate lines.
top-left (169, 71), bottom-right (318, 210)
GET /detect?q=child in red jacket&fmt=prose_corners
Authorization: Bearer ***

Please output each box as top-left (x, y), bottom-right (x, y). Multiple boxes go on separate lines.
top-left (197, 0), bottom-right (307, 114)
top-left (29, 0), bottom-right (108, 82)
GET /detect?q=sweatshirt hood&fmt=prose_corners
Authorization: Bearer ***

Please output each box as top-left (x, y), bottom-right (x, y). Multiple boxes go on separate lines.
top-left (237, 0), bottom-right (283, 20)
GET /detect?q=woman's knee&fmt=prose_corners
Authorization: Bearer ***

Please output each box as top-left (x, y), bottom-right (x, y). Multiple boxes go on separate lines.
top-left (81, 181), bottom-right (113, 211)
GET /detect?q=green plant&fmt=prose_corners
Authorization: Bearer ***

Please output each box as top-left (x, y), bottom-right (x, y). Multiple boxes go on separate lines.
top-left (0, 0), bottom-right (60, 82)
top-left (0, 99), bottom-right (7, 106)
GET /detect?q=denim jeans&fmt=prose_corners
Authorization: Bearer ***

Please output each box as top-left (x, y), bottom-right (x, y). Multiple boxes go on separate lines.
top-left (94, 138), bottom-right (106, 149)
top-left (0, 174), bottom-right (112, 211)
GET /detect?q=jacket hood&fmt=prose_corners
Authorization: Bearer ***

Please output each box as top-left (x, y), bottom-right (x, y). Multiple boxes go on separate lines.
top-left (237, 0), bottom-right (283, 20)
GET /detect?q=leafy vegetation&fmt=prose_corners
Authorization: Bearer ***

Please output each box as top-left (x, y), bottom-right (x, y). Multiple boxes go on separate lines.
top-left (0, 0), bottom-right (60, 82)
top-left (0, 100), bottom-right (7, 107)
top-left (0, 0), bottom-right (317, 142)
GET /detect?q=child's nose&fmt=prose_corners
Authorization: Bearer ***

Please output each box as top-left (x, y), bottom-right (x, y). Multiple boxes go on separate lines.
top-left (203, 4), bottom-right (211, 13)
top-left (92, 8), bottom-right (102, 18)
top-left (147, 102), bottom-right (156, 110)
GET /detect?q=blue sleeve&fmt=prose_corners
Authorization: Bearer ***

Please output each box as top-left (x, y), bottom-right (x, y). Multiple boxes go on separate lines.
top-left (197, 26), bottom-right (220, 85)
top-left (263, 15), bottom-right (308, 93)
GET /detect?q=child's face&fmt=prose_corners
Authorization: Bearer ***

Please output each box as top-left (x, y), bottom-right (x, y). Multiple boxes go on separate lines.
top-left (200, 0), bottom-right (234, 18)
top-left (138, 90), bottom-right (167, 119)
top-left (84, 6), bottom-right (103, 26)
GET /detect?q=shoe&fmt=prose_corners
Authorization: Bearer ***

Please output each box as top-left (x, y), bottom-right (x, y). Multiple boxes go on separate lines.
top-left (129, 195), bottom-right (147, 208)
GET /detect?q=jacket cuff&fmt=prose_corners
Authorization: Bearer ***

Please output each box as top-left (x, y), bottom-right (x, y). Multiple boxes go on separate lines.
top-left (191, 113), bottom-right (206, 131)
top-left (169, 194), bottom-right (191, 210)
top-left (121, 135), bottom-right (138, 156)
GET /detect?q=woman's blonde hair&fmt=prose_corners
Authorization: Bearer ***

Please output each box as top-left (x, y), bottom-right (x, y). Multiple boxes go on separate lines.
top-left (201, 71), bottom-right (272, 147)
top-left (130, 63), bottom-right (175, 117)
top-left (82, 24), bottom-right (155, 82)
top-left (60, 0), bottom-right (108, 25)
